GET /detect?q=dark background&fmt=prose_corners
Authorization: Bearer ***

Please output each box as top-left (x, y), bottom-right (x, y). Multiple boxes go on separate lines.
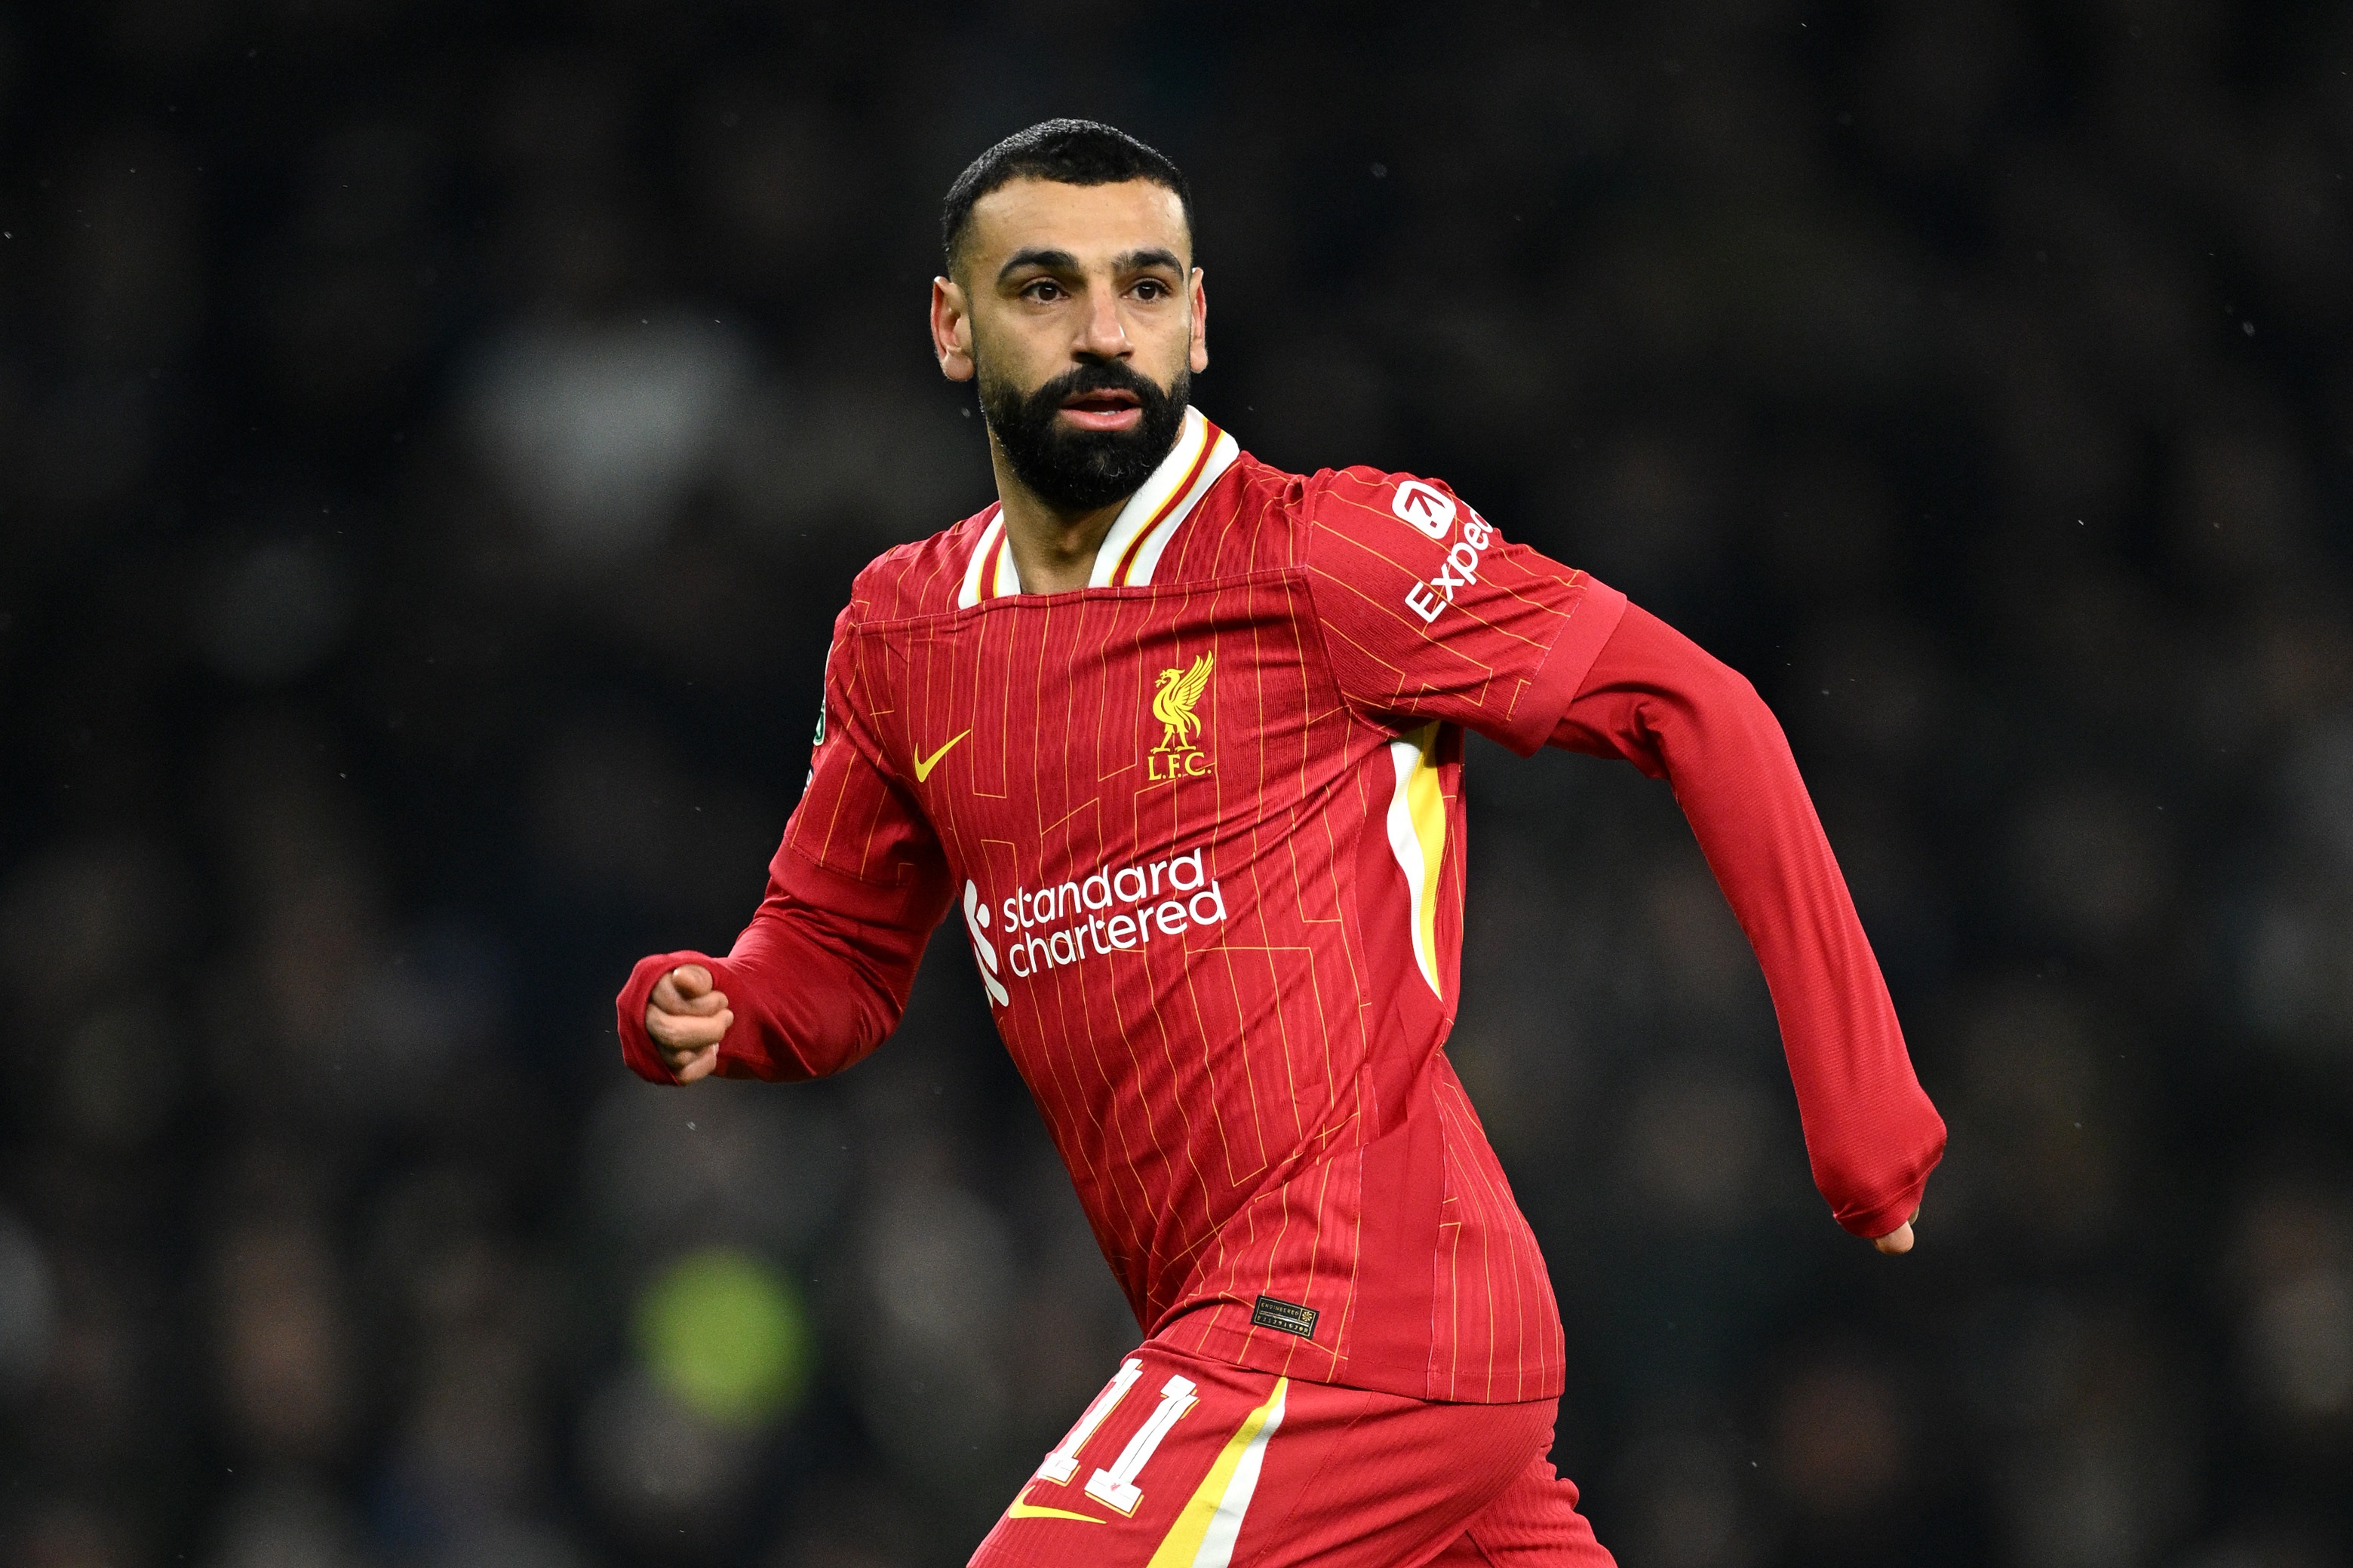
top-left (3, 3), bottom-right (2351, 1566)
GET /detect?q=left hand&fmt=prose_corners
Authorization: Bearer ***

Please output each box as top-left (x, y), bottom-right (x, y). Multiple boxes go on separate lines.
top-left (1871, 1204), bottom-right (1921, 1255)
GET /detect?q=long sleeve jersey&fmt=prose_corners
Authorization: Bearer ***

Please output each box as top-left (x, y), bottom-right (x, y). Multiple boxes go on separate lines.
top-left (618, 407), bottom-right (1945, 1404)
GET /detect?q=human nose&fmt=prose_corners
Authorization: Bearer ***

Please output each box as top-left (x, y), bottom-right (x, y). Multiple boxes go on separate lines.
top-left (1074, 284), bottom-right (1131, 360)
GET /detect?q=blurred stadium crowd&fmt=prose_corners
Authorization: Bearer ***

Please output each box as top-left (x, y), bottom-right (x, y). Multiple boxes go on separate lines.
top-left (2, 3), bottom-right (2349, 1566)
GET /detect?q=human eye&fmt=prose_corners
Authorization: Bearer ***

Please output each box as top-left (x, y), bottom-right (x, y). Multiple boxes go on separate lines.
top-left (1020, 278), bottom-right (1065, 303)
top-left (1131, 278), bottom-right (1172, 302)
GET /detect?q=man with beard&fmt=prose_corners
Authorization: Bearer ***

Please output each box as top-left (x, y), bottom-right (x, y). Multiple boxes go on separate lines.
top-left (616, 120), bottom-right (1943, 1568)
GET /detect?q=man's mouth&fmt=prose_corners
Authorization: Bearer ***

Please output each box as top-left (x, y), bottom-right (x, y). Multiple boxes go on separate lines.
top-left (1058, 388), bottom-right (1145, 434)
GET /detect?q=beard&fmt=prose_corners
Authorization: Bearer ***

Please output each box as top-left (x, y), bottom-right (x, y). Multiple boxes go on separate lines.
top-left (977, 357), bottom-right (1190, 513)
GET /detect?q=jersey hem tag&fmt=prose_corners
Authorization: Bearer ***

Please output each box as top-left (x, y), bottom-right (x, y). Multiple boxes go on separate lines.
top-left (1250, 1295), bottom-right (1319, 1339)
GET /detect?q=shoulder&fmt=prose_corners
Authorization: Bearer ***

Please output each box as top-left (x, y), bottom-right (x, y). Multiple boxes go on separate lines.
top-left (1159, 447), bottom-right (1310, 575)
top-left (1283, 463), bottom-right (1492, 598)
top-left (840, 505), bottom-right (1004, 625)
top-left (1176, 453), bottom-right (1480, 581)
top-left (1301, 465), bottom-right (1470, 545)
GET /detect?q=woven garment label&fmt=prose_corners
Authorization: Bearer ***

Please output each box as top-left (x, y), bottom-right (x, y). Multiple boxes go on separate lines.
top-left (1249, 1294), bottom-right (1319, 1339)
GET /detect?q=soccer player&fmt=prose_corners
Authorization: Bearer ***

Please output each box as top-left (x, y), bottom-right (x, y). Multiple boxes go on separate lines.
top-left (617, 120), bottom-right (1943, 1568)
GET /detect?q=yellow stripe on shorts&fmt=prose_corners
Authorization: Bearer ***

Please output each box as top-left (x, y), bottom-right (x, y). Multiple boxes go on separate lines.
top-left (1146, 1376), bottom-right (1289, 1568)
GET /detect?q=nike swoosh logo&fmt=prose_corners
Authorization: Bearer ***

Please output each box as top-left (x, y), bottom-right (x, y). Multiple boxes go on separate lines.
top-left (1006, 1484), bottom-right (1104, 1524)
top-left (912, 729), bottom-right (972, 783)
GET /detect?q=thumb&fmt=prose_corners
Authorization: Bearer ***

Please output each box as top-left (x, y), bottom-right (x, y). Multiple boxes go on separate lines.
top-left (671, 963), bottom-right (713, 999)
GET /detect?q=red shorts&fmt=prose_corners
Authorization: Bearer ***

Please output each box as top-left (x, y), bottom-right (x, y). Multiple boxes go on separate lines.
top-left (969, 1339), bottom-right (1616, 1568)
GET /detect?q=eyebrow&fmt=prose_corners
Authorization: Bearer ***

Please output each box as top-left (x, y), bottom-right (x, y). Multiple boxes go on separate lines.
top-left (998, 247), bottom-right (1079, 281)
top-left (996, 246), bottom-right (1187, 284)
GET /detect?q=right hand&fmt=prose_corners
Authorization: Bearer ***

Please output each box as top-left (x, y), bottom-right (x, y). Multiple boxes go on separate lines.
top-left (646, 964), bottom-right (731, 1083)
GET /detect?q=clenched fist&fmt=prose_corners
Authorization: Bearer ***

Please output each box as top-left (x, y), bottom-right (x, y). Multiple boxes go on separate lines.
top-left (646, 964), bottom-right (732, 1083)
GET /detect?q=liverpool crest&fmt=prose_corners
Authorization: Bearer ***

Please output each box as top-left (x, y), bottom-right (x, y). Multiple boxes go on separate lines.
top-left (1147, 651), bottom-right (1215, 781)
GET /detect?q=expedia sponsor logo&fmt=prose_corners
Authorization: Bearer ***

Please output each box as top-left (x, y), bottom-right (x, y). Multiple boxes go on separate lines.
top-left (1391, 480), bottom-right (1457, 539)
top-left (1147, 650), bottom-right (1215, 781)
top-left (1400, 494), bottom-right (1499, 625)
top-left (960, 848), bottom-right (1229, 1005)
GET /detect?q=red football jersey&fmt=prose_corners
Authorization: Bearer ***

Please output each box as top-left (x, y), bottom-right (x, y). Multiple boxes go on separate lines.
top-left (618, 407), bottom-right (1945, 1405)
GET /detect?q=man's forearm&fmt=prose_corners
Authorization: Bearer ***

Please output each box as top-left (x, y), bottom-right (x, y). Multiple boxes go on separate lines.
top-left (616, 849), bottom-right (941, 1085)
top-left (1550, 604), bottom-right (1946, 1237)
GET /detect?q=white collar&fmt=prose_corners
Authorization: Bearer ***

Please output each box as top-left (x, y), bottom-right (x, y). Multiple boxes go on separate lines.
top-left (957, 406), bottom-right (1239, 607)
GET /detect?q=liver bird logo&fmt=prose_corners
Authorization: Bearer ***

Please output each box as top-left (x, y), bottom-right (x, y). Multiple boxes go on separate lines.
top-left (1151, 651), bottom-right (1215, 753)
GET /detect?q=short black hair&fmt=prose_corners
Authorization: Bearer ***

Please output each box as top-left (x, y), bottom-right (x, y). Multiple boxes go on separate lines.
top-left (941, 118), bottom-right (1193, 275)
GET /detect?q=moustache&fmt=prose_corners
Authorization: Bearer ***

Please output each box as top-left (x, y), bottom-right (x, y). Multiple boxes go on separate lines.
top-left (1024, 360), bottom-right (1173, 410)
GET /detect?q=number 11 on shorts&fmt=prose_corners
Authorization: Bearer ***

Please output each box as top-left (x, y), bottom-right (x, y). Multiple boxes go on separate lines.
top-left (1087, 1375), bottom-right (1198, 1514)
top-left (1037, 1358), bottom-right (1144, 1483)
top-left (1034, 1356), bottom-right (1200, 1516)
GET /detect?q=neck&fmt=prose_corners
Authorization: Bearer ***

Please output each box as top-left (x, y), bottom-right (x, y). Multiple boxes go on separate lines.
top-left (988, 442), bottom-right (1132, 595)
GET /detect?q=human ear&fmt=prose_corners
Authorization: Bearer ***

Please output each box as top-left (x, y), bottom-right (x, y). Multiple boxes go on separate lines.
top-left (932, 276), bottom-right (976, 382)
top-left (1188, 268), bottom-right (1209, 374)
